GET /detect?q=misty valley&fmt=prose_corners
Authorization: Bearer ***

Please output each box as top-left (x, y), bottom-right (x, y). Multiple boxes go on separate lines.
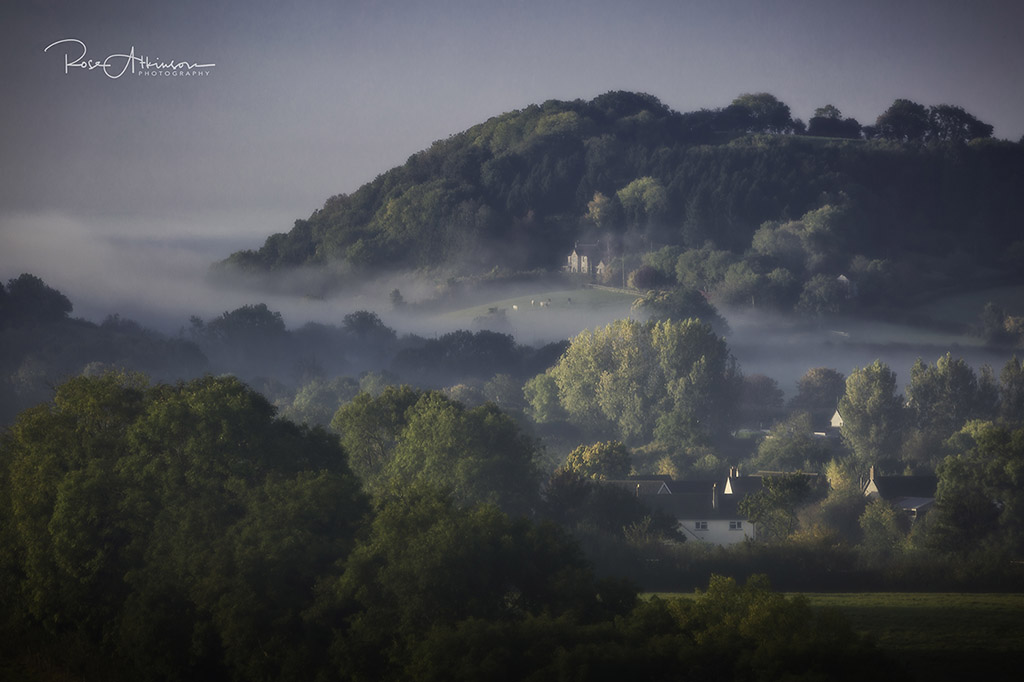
top-left (4, 90), bottom-right (1024, 681)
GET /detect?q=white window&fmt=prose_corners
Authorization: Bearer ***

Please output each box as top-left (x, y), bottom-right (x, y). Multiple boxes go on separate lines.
top-left (729, 521), bottom-right (743, 531)
top-left (694, 521), bottom-right (708, 530)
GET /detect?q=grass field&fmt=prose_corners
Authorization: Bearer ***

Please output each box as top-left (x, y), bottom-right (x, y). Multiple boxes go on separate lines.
top-left (648, 591), bottom-right (1024, 680)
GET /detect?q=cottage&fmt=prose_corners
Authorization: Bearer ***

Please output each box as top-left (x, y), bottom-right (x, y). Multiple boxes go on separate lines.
top-left (646, 485), bottom-right (755, 545)
top-left (863, 466), bottom-right (937, 520)
top-left (600, 473), bottom-right (755, 546)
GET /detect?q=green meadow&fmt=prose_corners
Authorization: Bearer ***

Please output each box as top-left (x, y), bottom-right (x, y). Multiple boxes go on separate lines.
top-left (650, 591), bottom-right (1024, 681)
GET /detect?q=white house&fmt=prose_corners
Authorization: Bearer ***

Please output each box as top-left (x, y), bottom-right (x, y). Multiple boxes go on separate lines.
top-left (646, 485), bottom-right (755, 545)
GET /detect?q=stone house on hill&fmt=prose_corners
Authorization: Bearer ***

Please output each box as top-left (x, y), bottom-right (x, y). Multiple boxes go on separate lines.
top-left (566, 243), bottom-right (607, 277)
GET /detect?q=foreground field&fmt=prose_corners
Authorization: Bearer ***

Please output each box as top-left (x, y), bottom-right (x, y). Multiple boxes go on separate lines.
top-left (650, 591), bottom-right (1024, 681)
top-left (805, 592), bottom-right (1024, 681)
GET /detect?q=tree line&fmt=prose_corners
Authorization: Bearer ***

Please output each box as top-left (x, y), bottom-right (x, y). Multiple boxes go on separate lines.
top-left (1, 371), bottom-right (897, 682)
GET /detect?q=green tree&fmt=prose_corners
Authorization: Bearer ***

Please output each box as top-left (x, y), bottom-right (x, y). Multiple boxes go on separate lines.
top-left (331, 386), bottom-right (425, 491)
top-left (838, 361), bottom-right (905, 472)
top-left (1, 273), bottom-right (73, 326)
top-left (523, 372), bottom-right (566, 424)
top-left (326, 488), bottom-right (605, 679)
top-left (906, 353), bottom-right (990, 440)
top-left (857, 498), bottom-right (909, 565)
top-left (790, 367), bottom-right (846, 422)
top-left (876, 99), bottom-right (930, 142)
top-left (928, 422), bottom-right (1024, 558)
top-left (630, 286), bottom-right (728, 333)
top-left (393, 394), bottom-right (541, 513)
top-left (739, 473), bottom-right (815, 542)
top-left (753, 412), bottom-right (837, 472)
top-left (547, 318), bottom-right (739, 445)
top-left (616, 176), bottom-right (668, 231)
top-left (728, 93), bottom-right (795, 133)
top-left (928, 104), bottom-right (993, 143)
top-left (796, 274), bottom-right (848, 316)
top-left (999, 356), bottom-right (1024, 426)
top-left (0, 372), bottom-right (369, 682)
top-left (563, 441), bottom-right (632, 480)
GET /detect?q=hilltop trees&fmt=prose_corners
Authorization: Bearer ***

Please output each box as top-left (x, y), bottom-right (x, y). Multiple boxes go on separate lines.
top-left (874, 99), bottom-right (994, 143)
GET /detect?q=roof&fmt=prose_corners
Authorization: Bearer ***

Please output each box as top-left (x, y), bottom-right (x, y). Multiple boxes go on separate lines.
top-left (865, 475), bottom-right (938, 501)
top-left (603, 479), bottom-right (672, 496)
top-left (644, 492), bottom-right (746, 521)
top-left (723, 475), bottom-right (764, 497)
top-left (666, 479), bottom-right (719, 495)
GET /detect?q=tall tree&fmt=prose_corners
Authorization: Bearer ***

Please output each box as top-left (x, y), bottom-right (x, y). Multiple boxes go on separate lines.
top-left (875, 99), bottom-right (930, 142)
top-left (928, 104), bottom-right (994, 143)
top-left (838, 360), bottom-right (905, 472)
top-left (562, 441), bottom-right (632, 480)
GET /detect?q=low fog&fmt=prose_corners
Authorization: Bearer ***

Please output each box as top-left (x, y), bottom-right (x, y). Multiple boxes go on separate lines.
top-left (2, 208), bottom-right (1016, 410)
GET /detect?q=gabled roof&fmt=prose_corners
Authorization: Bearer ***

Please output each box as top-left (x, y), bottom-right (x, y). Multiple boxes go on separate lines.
top-left (723, 475), bottom-right (764, 498)
top-left (864, 471), bottom-right (938, 501)
top-left (666, 479), bottom-right (719, 495)
top-left (603, 479), bottom-right (672, 496)
top-left (644, 491), bottom-right (745, 521)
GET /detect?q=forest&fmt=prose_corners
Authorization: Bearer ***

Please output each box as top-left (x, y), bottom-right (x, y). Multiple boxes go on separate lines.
top-left (217, 91), bottom-right (1024, 321)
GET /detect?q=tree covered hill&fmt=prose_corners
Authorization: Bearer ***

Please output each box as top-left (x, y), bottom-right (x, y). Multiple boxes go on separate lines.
top-left (219, 91), bottom-right (1024, 294)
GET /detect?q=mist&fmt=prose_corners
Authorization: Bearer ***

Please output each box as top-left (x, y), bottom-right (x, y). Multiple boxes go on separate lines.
top-left (3, 207), bottom-right (1016, 416)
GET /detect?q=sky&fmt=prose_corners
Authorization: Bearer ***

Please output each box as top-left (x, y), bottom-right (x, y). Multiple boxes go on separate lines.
top-left (1, 0), bottom-right (1022, 327)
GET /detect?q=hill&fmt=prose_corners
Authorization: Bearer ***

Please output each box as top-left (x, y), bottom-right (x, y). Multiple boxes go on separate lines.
top-left (217, 91), bottom-right (1024, 310)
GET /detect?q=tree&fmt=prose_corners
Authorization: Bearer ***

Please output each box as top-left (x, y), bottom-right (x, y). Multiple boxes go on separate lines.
top-left (928, 104), bottom-right (993, 143)
top-left (562, 441), bottom-right (632, 480)
top-left (753, 412), bottom-right (837, 472)
top-left (875, 99), bottom-right (930, 142)
top-left (616, 176), bottom-right (668, 231)
top-left (548, 318), bottom-right (739, 445)
top-left (331, 386), bottom-right (425, 491)
top-left (0, 372), bottom-right (369, 682)
top-left (807, 105), bottom-right (862, 139)
top-left (790, 367), bottom-right (846, 422)
top-left (737, 374), bottom-right (785, 428)
top-left (999, 356), bottom-right (1024, 426)
top-left (630, 286), bottom-right (728, 334)
top-left (738, 473), bottom-right (815, 542)
top-left (928, 422), bottom-right (1024, 558)
top-left (906, 353), bottom-right (990, 441)
top-left (839, 361), bottom-right (905, 472)
top-left (523, 373), bottom-right (566, 424)
top-left (360, 391), bottom-right (543, 514)
top-left (325, 488), bottom-right (606, 679)
top-left (0, 273), bottom-right (73, 326)
top-left (729, 93), bottom-right (795, 134)
top-left (796, 274), bottom-right (848, 316)
top-left (857, 499), bottom-right (909, 565)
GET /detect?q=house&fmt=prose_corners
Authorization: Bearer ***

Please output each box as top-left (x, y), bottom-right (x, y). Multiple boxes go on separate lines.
top-left (646, 485), bottom-right (755, 545)
top-left (829, 408), bottom-right (844, 430)
top-left (566, 242), bottom-right (606, 276)
top-left (599, 473), bottom-right (755, 545)
top-left (863, 466), bottom-right (938, 521)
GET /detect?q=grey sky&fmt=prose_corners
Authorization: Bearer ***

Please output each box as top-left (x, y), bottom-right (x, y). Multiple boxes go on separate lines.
top-left (1, 0), bottom-right (1022, 324)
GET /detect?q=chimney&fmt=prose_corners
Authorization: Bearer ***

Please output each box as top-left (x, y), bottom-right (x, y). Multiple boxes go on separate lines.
top-left (712, 483), bottom-right (718, 510)
top-left (869, 465), bottom-right (876, 483)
